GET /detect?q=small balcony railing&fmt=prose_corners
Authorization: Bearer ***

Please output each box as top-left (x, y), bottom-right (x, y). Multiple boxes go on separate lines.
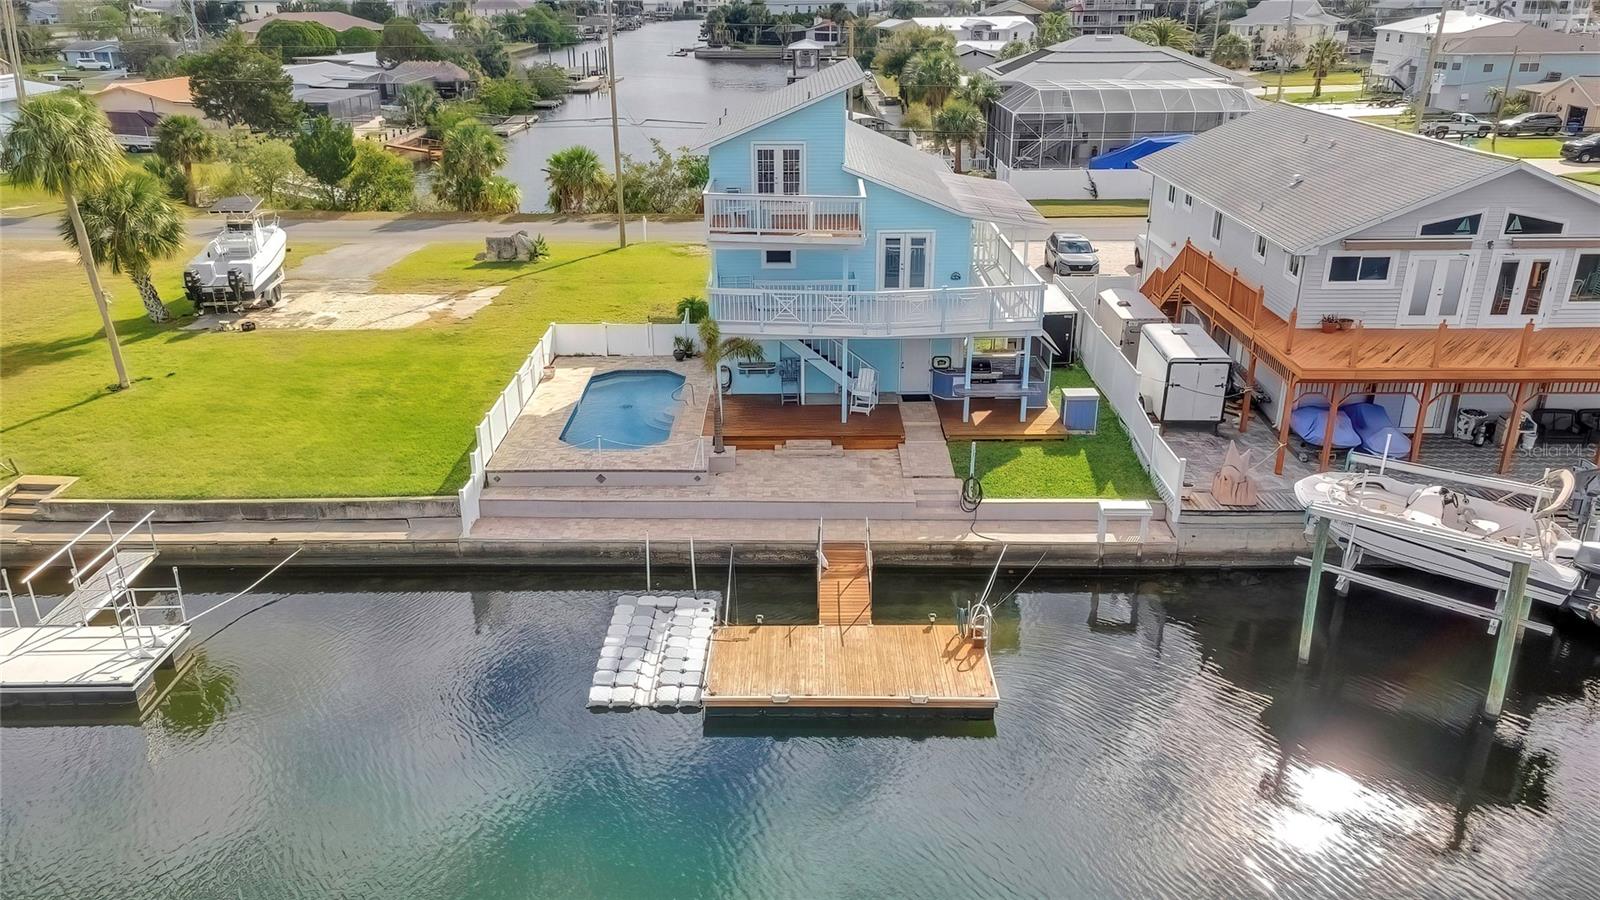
top-left (708, 283), bottom-right (1044, 337)
top-left (703, 182), bottom-right (866, 242)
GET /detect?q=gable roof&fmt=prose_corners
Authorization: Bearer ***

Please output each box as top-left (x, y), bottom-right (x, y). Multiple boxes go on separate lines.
top-left (1440, 22), bottom-right (1600, 55)
top-left (987, 33), bottom-right (1253, 86)
top-left (239, 11), bottom-right (382, 35)
top-left (1134, 102), bottom-right (1597, 253)
top-left (842, 124), bottom-right (1046, 228)
top-left (60, 39), bottom-right (120, 52)
top-left (694, 59), bottom-right (865, 149)
top-left (1519, 75), bottom-right (1600, 105)
top-left (95, 76), bottom-right (193, 103)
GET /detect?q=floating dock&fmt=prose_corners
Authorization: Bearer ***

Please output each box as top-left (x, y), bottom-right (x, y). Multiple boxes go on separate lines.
top-left (704, 524), bottom-right (999, 716)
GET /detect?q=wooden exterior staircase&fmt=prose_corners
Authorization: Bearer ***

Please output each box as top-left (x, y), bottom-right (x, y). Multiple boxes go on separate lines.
top-left (816, 520), bottom-right (873, 628)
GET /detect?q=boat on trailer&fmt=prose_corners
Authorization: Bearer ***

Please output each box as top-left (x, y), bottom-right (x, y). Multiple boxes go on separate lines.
top-left (1294, 456), bottom-right (1600, 626)
top-left (183, 195), bottom-right (287, 313)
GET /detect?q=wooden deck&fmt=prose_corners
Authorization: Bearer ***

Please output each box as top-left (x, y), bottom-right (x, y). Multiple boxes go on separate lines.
top-left (703, 623), bottom-right (998, 713)
top-left (936, 399), bottom-right (1063, 440)
top-left (818, 542), bottom-right (871, 627)
top-left (706, 395), bottom-right (905, 449)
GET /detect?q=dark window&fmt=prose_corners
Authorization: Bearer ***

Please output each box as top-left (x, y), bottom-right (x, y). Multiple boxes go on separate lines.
top-left (1504, 213), bottom-right (1563, 235)
top-left (1329, 255), bottom-right (1390, 282)
top-left (1483, 63), bottom-right (1494, 72)
top-left (1420, 213), bottom-right (1481, 236)
top-left (763, 249), bottom-right (793, 266)
top-left (1574, 254), bottom-right (1600, 302)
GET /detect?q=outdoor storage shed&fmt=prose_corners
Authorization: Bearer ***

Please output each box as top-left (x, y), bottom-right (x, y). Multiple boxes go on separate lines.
top-left (1136, 323), bottom-right (1230, 426)
top-left (1092, 287), bottom-right (1166, 361)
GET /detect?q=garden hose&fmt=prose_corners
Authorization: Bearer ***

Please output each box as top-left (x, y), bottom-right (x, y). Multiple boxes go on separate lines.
top-left (960, 475), bottom-right (983, 514)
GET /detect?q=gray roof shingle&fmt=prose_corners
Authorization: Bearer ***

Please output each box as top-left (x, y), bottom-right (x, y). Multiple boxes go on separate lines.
top-left (1135, 103), bottom-right (1524, 253)
top-left (694, 59), bottom-right (866, 149)
top-left (843, 124), bottom-right (1046, 228)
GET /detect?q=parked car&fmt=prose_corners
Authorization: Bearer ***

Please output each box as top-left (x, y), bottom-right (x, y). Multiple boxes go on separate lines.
top-left (1495, 112), bottom-right (1564, 136)
top-left (1561, 132), bottom-right (1600, 163)
top-left (1248, 57), bottom-right (1278, 72)
top-left (1046, 232), bottom-right (1100, 276)
top-left (1423, 113), bottom-right (1491, 139)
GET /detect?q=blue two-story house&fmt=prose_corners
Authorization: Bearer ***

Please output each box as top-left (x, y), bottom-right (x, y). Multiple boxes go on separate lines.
top-left (694, 60), bottom-right (1053, 425)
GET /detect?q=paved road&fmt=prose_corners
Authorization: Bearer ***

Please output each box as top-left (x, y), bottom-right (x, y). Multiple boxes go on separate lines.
top-left (1, 209), bottom-right (1146, 245)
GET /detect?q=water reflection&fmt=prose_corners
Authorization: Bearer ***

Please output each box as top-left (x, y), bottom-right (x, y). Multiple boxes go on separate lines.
top-left (152, 649), bottom-right (239, 740)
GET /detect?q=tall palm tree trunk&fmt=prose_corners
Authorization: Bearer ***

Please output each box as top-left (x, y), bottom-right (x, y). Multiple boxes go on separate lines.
top-left (65, 187), bottom-right (131, 389)
top-left (133, 271), bottom-right (170, 323)
top-left (183, 161), bottom-right (196, 207)
top-left (953, 142), bottom-right (964, 174)
top-left (712, 377), bottom-right (726, 454)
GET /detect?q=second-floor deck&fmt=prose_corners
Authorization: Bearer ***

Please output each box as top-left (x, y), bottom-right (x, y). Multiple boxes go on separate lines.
top-left (703, 179), bottom-right (867, 244)
top-left (709, 223), bottom-right (1045, 337)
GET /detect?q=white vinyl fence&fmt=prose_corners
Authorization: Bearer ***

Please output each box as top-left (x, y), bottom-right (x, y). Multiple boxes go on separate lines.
top-left (1066, 289), bottom-right (1188, 524)
top-left (457, 321), bottom-right (694, 536)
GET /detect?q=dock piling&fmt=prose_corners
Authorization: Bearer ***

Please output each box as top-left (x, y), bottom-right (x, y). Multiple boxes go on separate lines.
top-left (1484, 559), bottom-right (1532, 719)
top-left (1299, 517), bottom-right (1330, 665)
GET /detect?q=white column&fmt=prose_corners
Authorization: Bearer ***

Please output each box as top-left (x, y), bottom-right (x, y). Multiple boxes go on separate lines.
top-left (962, 336), bottom-right (973, 423)
top-left (1019, 333), bottom-right (1032, 422)
top-left (840, 337), bottom-right (850, 423)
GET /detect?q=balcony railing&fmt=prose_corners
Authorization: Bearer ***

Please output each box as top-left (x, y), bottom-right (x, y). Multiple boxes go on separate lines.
top-left (709, 283), bottom-right (1044, 337)
top-left (703, 181), bottom-right (866, 242)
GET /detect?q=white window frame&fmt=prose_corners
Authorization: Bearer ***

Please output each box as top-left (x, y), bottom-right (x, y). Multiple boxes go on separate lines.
top-left (1323, 252), bottom-right (1396, 288)
top-left (876, 231), bottom-right (935, 291)
top-left (1253, 233), bottom-right (1268, 263)
top-left (1285, 253), bottom-right (1303, 281)
top-left (1500, 209), bottom-right (1566, 237)
top-left (750, 142), bottom-right (806, 196)
top-left (1165, 184), bottom-right (1176, 207)
top-left (1415, 208), bottom-right (1486, 238)
top-left (1210, 211), bottom-right (1224, 244)
top-left (761, 248), bottom-right (796, 269)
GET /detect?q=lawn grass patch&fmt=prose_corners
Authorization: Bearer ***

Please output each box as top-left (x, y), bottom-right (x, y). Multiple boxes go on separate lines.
top-left (950, 367), bottom-right (1156, 500)
top-left (0, 240), bottom-right (708, 498)
top-left (1, 175), bottom-right (65, 215)
top-left (1030, 198), bottom-right (1150, 218)
top-left (1252, 69), bottom-right (1363, 89)
top-left (1562, 171), bottom-right (1600, 186)
top-left (1476, 136), bottom-right (1564, 159)
top-left (1287, 89), bottom-right (1366, 105)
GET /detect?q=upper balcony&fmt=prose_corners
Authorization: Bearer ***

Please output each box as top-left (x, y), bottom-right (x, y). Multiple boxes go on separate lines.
top-left (703, 179), bottom-right (867, 245)
top-left (709, 223), bottom-right (1045, 338)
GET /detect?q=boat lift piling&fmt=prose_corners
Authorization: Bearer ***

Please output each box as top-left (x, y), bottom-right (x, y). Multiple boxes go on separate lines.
top-left (1297, 501), bottom-right (1545, 719)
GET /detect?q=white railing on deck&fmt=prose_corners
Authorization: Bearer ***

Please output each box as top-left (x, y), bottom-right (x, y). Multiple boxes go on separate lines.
top-left (704, 182), bottom-right (866, 239)
top-left (710, 283), bottom-right (1043, 335)
top-left (972, 220), bottom-right (1038, 290)
top-left (1064, 285), bottom-right (1187, 525)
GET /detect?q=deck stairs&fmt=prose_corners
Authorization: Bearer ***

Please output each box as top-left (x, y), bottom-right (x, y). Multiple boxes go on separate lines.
top-left (20, 512), bottom-right (163, 627)
top-left (0, 475), bottom-right (75, 520)
top-left (783, 339), bottom-right (878, 414)
top-left (816, 520), bottom-right (873, 627)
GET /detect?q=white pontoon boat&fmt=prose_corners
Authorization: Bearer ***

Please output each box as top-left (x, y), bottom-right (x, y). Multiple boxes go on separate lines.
top-left (183, 195), bottom-right (287, 312)
top-left (1295, 458), bottom-right (1600, 625)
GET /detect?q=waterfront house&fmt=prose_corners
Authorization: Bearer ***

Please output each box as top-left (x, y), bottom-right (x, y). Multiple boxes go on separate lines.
top-left (695, 59), bottom-right (1055, 426)
top-left (1070, 0), bottom-right (1159, 35)
top-left (92, 78), bottom-right (217, 126)
top-left (876, 15), bottom-right (1038, 47)
top-left (1135, 102), bottom-right (1600, 475)
top-left (1372, 12), bottom-right (1600, 111)
top-left (1226, 0), bottom-right (1347, 67)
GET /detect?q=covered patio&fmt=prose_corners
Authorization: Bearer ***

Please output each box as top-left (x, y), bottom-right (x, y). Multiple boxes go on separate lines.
top-left (1144, 241), bottom-right (1600, 479)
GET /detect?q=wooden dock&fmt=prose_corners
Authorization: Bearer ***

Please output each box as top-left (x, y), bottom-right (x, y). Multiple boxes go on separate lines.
top-left (937, 398), bottom-right (1063, 440)
top-left (703, 530), bottom-right (998, 715)
top-left (705, 396), bottom-right (905, 450)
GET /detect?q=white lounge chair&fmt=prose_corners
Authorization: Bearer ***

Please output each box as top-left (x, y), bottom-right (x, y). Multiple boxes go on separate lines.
top-left (849, 367), bottom-right (878, 416)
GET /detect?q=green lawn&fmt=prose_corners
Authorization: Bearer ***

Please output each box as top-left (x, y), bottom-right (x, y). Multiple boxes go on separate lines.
top-left (1476, 136), bottom-right (1565, 159)
top-left (1286, 88), bottom-right (1367, 105)
top-left (1564, 171), bottom-right (1600, 186)
top-left (1, 176), bottom-right (65, 216)
top-left (1030, 198), bottom-right (1150, 218)
top-left (950, 367), bottom-right (1156, 500)
top-left (1251, 69), bottom-right (1364, 89)
top-left (0, 240), bottom-right (707, 498)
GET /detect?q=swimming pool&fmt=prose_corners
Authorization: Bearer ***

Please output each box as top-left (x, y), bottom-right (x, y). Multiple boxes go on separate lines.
top-left (559, 370), bottom-right (687, 449)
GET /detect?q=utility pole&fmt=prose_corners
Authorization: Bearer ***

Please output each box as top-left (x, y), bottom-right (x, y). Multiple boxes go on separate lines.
top-left (1489, 45), bottom-right (1518, 153)
top-left (1274, 0), bottom-right (1296, 103)
top-left (1411, 1), bottom-right (1452, 131)
top-left (2, 0), bottom-right (27, 102)
top-left (605, 0), bottom-right (627, 248)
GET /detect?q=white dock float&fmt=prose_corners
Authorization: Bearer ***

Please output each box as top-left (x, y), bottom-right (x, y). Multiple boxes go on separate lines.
top-left (0, 624), bottom-right (193, 710)
top-left (587, 593), bottom-right (716, 711)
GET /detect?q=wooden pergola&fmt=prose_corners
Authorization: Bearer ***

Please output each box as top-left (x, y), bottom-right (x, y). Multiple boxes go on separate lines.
top-left (1143, 241), bottom-right (1600, 475)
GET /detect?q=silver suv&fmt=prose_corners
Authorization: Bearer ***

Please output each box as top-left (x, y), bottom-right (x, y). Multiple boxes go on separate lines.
top-left (1045, 232), bottom-right (1100, 275)
top-left (1496, 112), bottom-right (1563, 136)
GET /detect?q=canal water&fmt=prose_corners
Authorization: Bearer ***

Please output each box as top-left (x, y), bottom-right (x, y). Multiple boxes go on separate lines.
top-left (504, 20), bottom-right (788, 211)
top-left (2, 567), bottom-right (1597, 899)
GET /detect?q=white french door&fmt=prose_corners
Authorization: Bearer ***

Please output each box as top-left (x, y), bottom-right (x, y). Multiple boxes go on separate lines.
top-left (753, 144), bottom-right (804, 195)
top-left (879, 232), bottom-right (933, 290)
top-left (1399, 253), bottom-right (1473, 325)
top-left (1484, 253), bottom-right (1556, 325)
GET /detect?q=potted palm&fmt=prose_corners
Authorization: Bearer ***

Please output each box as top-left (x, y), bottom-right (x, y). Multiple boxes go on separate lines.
top-left (672, 335), bottom-right (695, 361)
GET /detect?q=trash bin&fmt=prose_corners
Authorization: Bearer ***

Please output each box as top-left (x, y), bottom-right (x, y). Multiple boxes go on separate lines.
top-left (1496, 410), bottom-right (1538, 451)
top-left (1455, 407), bottom-right (1489, 444)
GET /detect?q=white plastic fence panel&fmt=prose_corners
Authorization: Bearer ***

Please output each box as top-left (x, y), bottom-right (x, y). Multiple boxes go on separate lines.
top-left (459, 447), bottom-right (484, 537)
top-left (552, 323), bottom-right (609, 356)
top-left (602, 323), bottom-right (654, 357)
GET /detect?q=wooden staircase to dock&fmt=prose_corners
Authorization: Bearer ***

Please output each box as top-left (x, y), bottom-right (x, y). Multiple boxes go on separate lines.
top-left (816, 520), bottom-right (873, 627)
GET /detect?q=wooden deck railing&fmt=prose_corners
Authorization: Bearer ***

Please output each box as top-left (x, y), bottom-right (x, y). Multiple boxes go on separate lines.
top-left (1142, 240), bottom-right (1267, 332)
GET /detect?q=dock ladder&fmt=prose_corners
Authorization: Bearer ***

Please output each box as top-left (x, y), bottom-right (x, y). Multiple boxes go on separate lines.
top-left (816, 518), bottom-right (872, 628)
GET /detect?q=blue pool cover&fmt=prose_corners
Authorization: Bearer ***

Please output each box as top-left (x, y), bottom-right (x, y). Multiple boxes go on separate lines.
top-left (560, 370), bottom-right (687, 450)
top-left (1088, 135), bottom-right (1192, 170)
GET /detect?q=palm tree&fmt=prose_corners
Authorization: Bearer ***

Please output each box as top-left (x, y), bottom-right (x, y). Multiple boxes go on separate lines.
top-left (934, 99), bottom-right (985, 173)
top-left (698, 318), bottom-right (764, 455)
top-left (432, 121), bottom-right (514, 212)
top-left (901, 101), bottom-right (933, 133)
top-left (1, 92), bottom-right (132, 388)
top-left (1304, 37), bottom-right (1345, 98)
top-left (544, 145), bottom-right (607, 213)
top-left (900, 48), bottom-right (963, 108)
top-left (399, 82), bottom-right (438, 128)
top-left (955, 71), bottom-right (1001, 108)
top-left (154, 114), bottom-right (215, 207)
top-left (1032, 11), bottom-right (1073, 49)
top-left (1210, 31), bottom-right (1251, 69)
top-left (59, 168), bottom-right (187, 324)
top-left (1126, 17), bottom-right (1196, 52)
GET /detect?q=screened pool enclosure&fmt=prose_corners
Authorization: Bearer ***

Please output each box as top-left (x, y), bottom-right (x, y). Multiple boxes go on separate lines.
top-left (986, 80), bottom-right (1255, 171)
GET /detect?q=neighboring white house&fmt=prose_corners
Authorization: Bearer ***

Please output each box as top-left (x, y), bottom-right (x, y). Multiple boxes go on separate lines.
top-left (1227, 0), bottom-right (1348, 67)
top-left (876, 15), bottom-right (1037, 45)
top-left (1071, 0), bottom-right (1159, 35)
top-left (1462, 0), bottom-right (1595, 33)
top-left (1136, 102), bottom-right (1600, 474)
top-left (1, 79), bottom-right (66, 142)
top-left (1371, 11), bottom-right (1509, 93)
top-left (239, 0), bottom-right (282, 22)
top-left (1375, 12), bottom-right (1600, 111)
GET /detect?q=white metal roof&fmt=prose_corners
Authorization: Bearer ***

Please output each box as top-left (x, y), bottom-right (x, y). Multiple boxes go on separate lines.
top-left (693, 59), bottom-right (865, 149)
top-left (1376, 10), bottom-right (1506, 35)
top-left (842, 124), bottom-right (1047, 228)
